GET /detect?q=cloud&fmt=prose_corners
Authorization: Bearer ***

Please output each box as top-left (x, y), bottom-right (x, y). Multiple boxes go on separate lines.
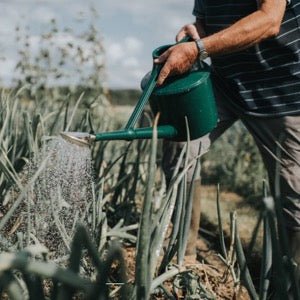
top-left (0, 58), bottom-right (17, 86)
top-left (107, 43), bottom-right (123, 63)
top-left (106, 36), bottom-right (143, 65)
top-left (101, 0), bottom-right (192, 16)
top-left (0, 0), bottom-right (195, 88)
top-left (104, 36), bottom-right (146, 88)
top-left (99, 0), bottom-right (195, 88)
top-left (123, 57), bottom-right (139, 68)
top-left (124, 37), bottom-right (143, 54)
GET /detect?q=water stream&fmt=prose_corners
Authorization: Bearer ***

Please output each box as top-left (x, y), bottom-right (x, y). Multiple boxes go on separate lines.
top-left (25, 136), bottom-right (94, 257)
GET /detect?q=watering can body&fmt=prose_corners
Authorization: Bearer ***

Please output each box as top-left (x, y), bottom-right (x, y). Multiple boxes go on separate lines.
top-left (93, 45), bottom-right (218, 143)
top-left (143, 62), bottom-right (217, 141)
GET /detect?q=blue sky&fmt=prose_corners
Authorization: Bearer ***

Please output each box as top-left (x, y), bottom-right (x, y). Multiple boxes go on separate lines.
top-left (0, 0), bottom-right (194, 89)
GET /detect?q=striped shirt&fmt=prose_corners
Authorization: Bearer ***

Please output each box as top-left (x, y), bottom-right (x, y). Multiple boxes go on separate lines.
top-left (193, 0), bottom-right (300, 116)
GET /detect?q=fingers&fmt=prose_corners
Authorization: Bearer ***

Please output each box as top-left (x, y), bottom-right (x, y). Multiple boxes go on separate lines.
top-left (189, 25), bottom-right (200, 40)
top-left (157, 64), bottom-right (171, 86)
top-left (153, 48), bottom-right (170, 64)
top-left (176, 31), bottom-right (186, 42)
top-left (155, 43), bottom-right (197, 86)
top-left (154, 48), bottom-right (172, 85)
top-left (176, 24), bottom-right (200, 42)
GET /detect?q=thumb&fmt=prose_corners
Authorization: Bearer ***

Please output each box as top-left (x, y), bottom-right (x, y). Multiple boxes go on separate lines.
top-left (176, 31), bottom-right (187, 42)
top-left (190, 32), bottom-right (200, 40)
top-left (157, 65), bottom-right (170, 86)
top-left (153, 48), bottom-right (170, 64)
top-left (189, 26), bottom-right (200, 40)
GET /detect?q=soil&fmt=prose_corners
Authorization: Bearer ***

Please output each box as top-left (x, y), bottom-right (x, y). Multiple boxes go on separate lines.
top-left (200, 185), bottom-right (263, 284)
top-left (121, 237), bottom-right (250, 299)
top-left (113, 185), bottom-right (260, 299)
top-left (201, 185), bottom-right (263, 252)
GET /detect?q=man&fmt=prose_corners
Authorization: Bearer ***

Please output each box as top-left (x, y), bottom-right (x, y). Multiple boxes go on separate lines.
top-left (155, 0), bottom-right (300, 269)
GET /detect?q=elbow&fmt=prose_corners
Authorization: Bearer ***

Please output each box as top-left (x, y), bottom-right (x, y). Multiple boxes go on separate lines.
top-left (259, 1), bottom-right (286, 38)
top-left (265, 15), bottom-right (282, 38)
top-left (268, 22), bottom-right (281, 37)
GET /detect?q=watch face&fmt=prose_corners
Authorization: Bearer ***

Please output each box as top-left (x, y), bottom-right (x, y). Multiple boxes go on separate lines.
top-left (200, 51), bottom-right (208, 60)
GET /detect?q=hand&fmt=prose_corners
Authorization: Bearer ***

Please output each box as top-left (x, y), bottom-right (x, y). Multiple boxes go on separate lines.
top-left (176, 23), bottom-right (200, 42)
top-left (154, 42), bottom-right (198, 86)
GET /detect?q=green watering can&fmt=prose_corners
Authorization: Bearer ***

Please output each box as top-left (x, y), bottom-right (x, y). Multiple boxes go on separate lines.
top-left (60, 40), bottom-right (217, 146)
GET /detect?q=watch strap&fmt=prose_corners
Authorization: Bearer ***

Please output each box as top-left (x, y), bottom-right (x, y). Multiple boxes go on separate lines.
top-left (195, 39), bottom-right (208, 60)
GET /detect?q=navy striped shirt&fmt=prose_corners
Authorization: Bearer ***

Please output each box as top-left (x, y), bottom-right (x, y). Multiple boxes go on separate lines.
top-left (193, 0), bottom-right (300, 116)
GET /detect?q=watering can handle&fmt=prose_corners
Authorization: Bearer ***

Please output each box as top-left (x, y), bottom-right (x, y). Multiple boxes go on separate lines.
top-left (124, 63), bottom-right (161, 130)
top-left (124, 36), bottom-right (191, 130)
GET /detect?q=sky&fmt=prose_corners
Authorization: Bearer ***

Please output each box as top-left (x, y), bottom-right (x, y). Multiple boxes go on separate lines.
top-left (0, 0), bottom-right (195, 89)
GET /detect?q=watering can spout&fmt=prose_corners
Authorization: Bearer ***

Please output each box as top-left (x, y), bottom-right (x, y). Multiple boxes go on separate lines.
top-left (94, 125), bottom-right (177, 141)
top-left (60, 132), bottom-right (96, 147)
top-left (60, 125), bottom-right (178, 146)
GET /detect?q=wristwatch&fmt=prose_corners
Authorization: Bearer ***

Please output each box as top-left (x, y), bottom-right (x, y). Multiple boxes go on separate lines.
top-left (195, 38), bottom-right (208, 61)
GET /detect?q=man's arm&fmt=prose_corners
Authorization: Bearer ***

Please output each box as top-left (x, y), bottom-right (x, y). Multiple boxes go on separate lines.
top-left (155, 0), bottom-right (287, 85)
top-left (204, 0), bottom-right (286, 54)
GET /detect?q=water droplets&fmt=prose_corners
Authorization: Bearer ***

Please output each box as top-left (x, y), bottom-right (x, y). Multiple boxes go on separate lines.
top-left (26, 136), bottom-right (94, 257)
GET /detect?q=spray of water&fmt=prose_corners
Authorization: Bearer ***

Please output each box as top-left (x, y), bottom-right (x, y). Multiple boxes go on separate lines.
top-left (24, 136), bottom-right (94, 257)
top-left (31, 138), bottom-right (93, 255)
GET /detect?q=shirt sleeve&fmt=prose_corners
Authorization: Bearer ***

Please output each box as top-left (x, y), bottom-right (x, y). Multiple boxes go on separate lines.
top-left (256, 0), bottom-right (291, 5)
top-left (192, 0), bottom-right (205, 19)
top-left (193, 0), bottom-right (291, 18)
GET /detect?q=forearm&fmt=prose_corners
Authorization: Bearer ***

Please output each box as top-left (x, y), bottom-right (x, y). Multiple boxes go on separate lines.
top-left (202, 0), bottom-right (286, 55)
